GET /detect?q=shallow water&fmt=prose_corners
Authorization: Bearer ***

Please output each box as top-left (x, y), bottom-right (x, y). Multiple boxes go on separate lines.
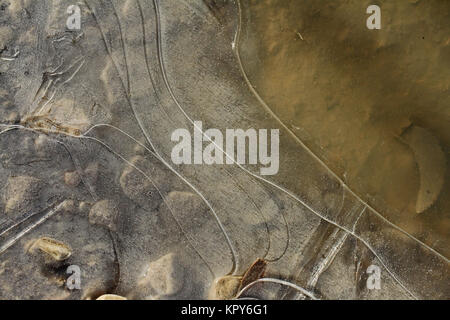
top-left (238, 0), bottom-right (450, 256)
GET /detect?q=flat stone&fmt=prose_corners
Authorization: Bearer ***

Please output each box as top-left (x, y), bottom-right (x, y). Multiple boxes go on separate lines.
top-left (138, 253), bottom-right (185, 299)
top-left (89, 199), bottom-right (119, 231)
top-left (3, 175), bottom-right (42, 216)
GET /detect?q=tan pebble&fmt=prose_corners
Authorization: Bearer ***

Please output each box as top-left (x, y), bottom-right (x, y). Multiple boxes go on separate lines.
top-left (8, 1), bottom-right (23, 16)
top-left (34, 134), bottom-right (49, 149)
top-left (211, 276), bottom-right (242, 300)
top-left (6, 112), bottom-right (19, 123)
top-left (61, 199), bottom-right (76, 212)
top-left (84, 163), bottom-right (99, 181)
top-left (139, 253), bottom-right (184, 297)
top-left (78, 201), bottom-right (91, 214)
top-left (0, 26), bottom-right (13, 48)
top-left (64, 171), bottom-right (81, 187)
top-left (96, 294), bottom-right (127, 300)
top-left (89, 199), bottom-right (119, 231)
top-left (133, 143), bottom-right (146, 155)
top-left (121, 0), bottom-right (134, 16)
top-left (401, 126), bottom-right (446, 213)
top-left (4, 175), bottom-right (42, 216)
top-left (30, 237), bottom-right (72, 261)
top-left (119, 155), bottom-right (162, 211)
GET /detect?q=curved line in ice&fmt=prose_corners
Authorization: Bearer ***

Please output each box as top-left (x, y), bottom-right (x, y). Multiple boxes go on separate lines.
top-left (151, 0), bottom-right (422, 299)
top-left (0, 124), bottom-right (217, 278)
top-left (233, 0), bottom-right (448, 265)
top-left (84, 0), bottom-right (239, 276)
top-left (236, 278), bottom-right (319, 300)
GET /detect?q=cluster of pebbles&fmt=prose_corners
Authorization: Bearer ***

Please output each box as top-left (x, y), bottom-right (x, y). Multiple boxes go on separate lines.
top-left (0, 119), bottom-right (209, 299)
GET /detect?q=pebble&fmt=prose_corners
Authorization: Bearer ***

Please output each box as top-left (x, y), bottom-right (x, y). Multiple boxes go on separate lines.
top-left (30, 237), bottom-right (72, 261)
top-left (64, 171), bottom-right (81, 187)
top-left (88, 199), bottom-right (119, 231)
top-left (96, 294), bottom-right (127, 300)
top-left (211, 275), bottom-right (242, 300)
top-left (3, 175), bottom-right (42, 216)
top-left (138, 253), bottom-right (185, 298)
top-left (119, 156), bottom-right (163, 211)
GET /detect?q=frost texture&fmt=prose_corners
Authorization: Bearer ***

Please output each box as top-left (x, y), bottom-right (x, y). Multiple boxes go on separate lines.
top-left (0, 0), bottom-right (448, 300)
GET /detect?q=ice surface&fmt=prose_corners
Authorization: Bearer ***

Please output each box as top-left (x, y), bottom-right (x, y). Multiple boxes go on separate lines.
top-left (0, 0), bottom-right (448, 299)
